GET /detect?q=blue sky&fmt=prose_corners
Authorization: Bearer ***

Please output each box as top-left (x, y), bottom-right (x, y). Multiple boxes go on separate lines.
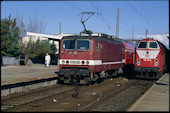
top-left (1, 0), bottom-right (169, 48)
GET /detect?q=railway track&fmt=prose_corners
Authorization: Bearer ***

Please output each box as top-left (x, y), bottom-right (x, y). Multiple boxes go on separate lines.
top-left (79, 79), bottom-right (155, 111)
top-left (1, 84), bottom-right (74, 111)
top-left (1, 77), bottom-right (155, 112)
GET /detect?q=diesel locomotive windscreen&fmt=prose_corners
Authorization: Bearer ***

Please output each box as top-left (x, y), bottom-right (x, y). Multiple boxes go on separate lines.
top-left (137, 42), bottom-right (147, 49)
top-left (149, 42), bottom-right (159, 49)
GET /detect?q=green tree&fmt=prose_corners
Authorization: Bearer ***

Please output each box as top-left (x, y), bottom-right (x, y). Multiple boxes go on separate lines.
top-left (1, 16), bottom-right (21, 57)
top-left (49, 41), bottom-right (58, 64)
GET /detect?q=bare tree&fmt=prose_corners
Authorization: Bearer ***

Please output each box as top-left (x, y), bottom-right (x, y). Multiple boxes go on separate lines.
top-left (26, 15), bottom-right (46, 33)
top-left (17, 15), bottom-right (47, 64)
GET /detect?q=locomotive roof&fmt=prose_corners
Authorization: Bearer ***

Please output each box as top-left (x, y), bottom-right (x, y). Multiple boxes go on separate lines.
top-left (140, 38), bottom-right (157, 42)
top-left (121, 39), bottom-right (137, 50)
top-left (140, 38), bottom-right (168, 50)
top-left (62, 35), bottom-right (125, 47)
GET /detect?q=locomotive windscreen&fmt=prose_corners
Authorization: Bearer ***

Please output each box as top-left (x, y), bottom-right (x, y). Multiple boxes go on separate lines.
top-left (149, 42), bottom-right (159, 49)
top-left (63, 40), bottom-right (75, 49)
top-left (137, 42), bottom-right (147, 48)
top-left (63, 39), bottom-right (90, 50)
top-left (137, 41), bottom-right (159, 49)
top-left (77, 40), bottom-right (90, 50)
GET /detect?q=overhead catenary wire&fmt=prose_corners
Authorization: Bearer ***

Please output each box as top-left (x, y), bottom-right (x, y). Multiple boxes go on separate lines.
top-left (89, 1), bottom-right (145, 37)
top-left (64, 1), bottom-right (114, 35)
top-left (63, 1), bottom-right (167, 39)
top-left (64, 1), bottom-right (135, 37)
top-left (127, 0), bottom-right (163, 35)
top-left (138, 1), bottom-right (163, 34)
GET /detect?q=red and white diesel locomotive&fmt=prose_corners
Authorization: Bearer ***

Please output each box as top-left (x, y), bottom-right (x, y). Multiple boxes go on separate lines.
top-left (134, 38), bottom-right (168, 79)
top-left (58, 33), bottom-right (136, 84)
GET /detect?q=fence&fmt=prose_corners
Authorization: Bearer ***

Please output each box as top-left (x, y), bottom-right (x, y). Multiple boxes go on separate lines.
top-left (2, 56), bottom-right (33, 65)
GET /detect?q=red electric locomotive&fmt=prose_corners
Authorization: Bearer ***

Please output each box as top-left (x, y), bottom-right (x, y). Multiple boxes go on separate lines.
top-left (58, 33), bottom-right (136, 84)
top-left (134, 38), bottom-right (168, 79)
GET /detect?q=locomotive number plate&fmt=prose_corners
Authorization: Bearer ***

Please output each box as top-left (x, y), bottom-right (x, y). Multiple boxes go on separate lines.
top-left (70, 61), bottom-right (81, 64)
top-left (143, 59), bottom-right (151, 61)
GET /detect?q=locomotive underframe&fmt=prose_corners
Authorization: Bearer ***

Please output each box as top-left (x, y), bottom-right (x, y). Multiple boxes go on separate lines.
top-left (134, 67), bottom-right (162, 79)
top-left (58, 66), bottom-right (121, 84)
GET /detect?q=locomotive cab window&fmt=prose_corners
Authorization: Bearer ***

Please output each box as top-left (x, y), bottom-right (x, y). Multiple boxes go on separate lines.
top-left (63, 40), bottom-right (75, 50)
top-left (77, 40), bottom-right (90, 50)
top-left (137, 42), bottom-right (147, 49)
top-left (149, 42), bottom-right (159, 49)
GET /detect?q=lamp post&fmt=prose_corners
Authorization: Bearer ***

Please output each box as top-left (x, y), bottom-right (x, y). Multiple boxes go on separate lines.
top-left (166, 32), bottom-right (169, 39)
top-left (167, 32), bottom-right (170, 49)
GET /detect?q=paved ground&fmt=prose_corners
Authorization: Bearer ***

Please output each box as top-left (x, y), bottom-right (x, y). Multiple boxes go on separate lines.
top-left (1, 64), bottom-right (59, 86)
top-left (127, 73), bottom-right (169, 111)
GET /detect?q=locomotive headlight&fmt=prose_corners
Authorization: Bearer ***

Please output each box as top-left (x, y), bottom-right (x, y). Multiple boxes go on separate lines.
top-left (86, 61), bottom-right (89, 65)
top-left (82, 61), bottom-right (85, 65)
top-left (62, 60), bottom-right (65, 64)
top-left (137, 58), bottom-right (140, 62)
top-left (137, 62), bottom-right (141, 65)
top-left (154, 59), bottom-right (158, 62)
top-left (66, 60), bottom-right (69, 64)
top-left (154, 62), bottom-right (158, 66)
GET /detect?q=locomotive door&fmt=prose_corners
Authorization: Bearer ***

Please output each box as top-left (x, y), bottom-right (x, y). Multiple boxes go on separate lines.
top-left (122, 48), bottom-right (125, 63)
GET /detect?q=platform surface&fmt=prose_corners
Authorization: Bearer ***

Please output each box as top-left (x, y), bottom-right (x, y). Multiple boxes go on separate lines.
top-left (1, 64), bottom-right (59, 86)
top-left (127, 73), bottom-right (169, 111)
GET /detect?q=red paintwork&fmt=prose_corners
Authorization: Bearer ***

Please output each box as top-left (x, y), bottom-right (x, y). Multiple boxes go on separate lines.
top-left (135, 38), bottom-right (167, 72)
top-left (59, 36), bottom-right (136, 74)
top-left (122, 41), bottom-right (136, 65)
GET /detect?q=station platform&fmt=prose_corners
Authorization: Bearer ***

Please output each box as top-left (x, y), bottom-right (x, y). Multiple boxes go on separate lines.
top-left (127, 73), bottom-right (169, 111)
top-left (1, 64), bottom-right (59, 86)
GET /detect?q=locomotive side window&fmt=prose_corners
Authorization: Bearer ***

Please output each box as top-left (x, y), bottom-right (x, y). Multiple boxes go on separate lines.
top-left (63, 40), bottom-right (75, 49)
top-left (137, 42), bottom-right (147, 48)
top-left (77, 40), bottom-right (90, 50)
top-left (149, 42), bottom-right (158, 48)
top-left (96, 41), bottom-right (99, 51)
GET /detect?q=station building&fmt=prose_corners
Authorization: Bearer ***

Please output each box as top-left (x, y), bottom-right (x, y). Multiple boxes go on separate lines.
top-left (24, 32), bottom-right (74, 54)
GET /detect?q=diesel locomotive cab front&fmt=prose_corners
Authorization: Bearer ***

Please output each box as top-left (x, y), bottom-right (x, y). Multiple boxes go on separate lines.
top-left (58, 37), bottom-right (92, 83)
top-left (134, 39), bottom-right (164, 78)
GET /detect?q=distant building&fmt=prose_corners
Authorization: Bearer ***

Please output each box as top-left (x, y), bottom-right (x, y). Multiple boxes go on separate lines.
top-left (23, 32), bottom-right (74, 54)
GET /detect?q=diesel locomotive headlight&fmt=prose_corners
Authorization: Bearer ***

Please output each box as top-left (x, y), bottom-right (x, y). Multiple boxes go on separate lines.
top-left (137, 62), bottom-right (141, 65)
top-left (154, 59), bottom-right (158, 62)
top-left (137, 58), bottom-right (140, 62)
top-left (154, 62), bottom-right (158, 66)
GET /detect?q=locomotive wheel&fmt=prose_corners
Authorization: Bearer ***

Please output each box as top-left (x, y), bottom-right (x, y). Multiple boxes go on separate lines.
top-left (135, 73), bottom-right (141, 79)
top-left (57, 77), bottom-right (64, 84)
top-left (156, 72), bottom-right (163, 79)
top-left (94, 74), bottom-right (99, 81)
top-left (105, 72), bottom-right (109, 78)
top-left (96, 78), bottom-right (103, 84)
top-left (84, 77), bottom-right (92, 84)
top-left (112, 69), bottom-right (118, 77)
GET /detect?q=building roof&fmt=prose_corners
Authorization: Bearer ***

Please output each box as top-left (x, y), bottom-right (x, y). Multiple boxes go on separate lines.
top-left (27, 32), bottom-right (63, 40)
